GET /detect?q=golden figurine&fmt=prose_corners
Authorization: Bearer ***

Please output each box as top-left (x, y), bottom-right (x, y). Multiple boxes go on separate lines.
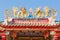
top-left (20, 8), bottom-right (28, 18)
top-left (18, 7), bottom-right (28, 18)
top-left (44, 6), bottom-right (49, 17)
top-left (35, 7), bottom-right (41, 18)
top-left (12, 7), bottom-right (18, 18)
top-left (17, 6), bottom-right (23, 18)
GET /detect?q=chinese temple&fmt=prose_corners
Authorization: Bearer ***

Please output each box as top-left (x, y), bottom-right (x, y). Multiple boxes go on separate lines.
top-left (0, 6), bottom-right (60, 40)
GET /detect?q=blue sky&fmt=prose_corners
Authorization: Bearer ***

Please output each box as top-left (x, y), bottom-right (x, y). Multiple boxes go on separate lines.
top-left (0, 0), bottom-right (60, 21)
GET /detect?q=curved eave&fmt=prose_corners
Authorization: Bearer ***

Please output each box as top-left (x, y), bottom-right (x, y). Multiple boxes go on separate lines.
top-left (0, 23), bottom-right (60, 31)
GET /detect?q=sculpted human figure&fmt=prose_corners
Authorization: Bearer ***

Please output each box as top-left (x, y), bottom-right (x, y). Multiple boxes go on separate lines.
top-left (12, 7), bottom-right (18, 18)
top-left (28, 8), bottom-right (34, 18)
top-left (17, 6), bottom-right (23, 18)
top-left (4, 9), bottom-right (13, 25)
top-left (20, 8), bottom-right (28, 18)
top-left (49, 9), bottom-right (57, 24)
top-left (35, 7), bottom-right (41, 18)
top-left (44, 6), bottom-right (49, 17)
top-left (51, 9), bottom-right (57, 17)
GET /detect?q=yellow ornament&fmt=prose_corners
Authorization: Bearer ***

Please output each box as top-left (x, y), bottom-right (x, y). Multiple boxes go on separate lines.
top-left (12, 7), bottom-right (18, 17)
top-left (44, 6), bottom-right (49, 16)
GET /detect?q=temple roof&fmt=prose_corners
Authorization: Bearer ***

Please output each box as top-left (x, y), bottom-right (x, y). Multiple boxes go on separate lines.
top-left (0, 22), bottom-right (60, 31)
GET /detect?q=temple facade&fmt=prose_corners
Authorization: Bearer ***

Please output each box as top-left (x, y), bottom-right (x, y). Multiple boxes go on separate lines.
top-left (0, 6), bottom-right (60, 40)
